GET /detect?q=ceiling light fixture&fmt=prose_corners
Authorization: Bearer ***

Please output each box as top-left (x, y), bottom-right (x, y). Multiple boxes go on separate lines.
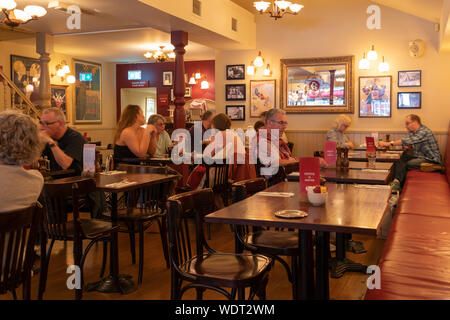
top-left (143, 45), bottom-right (175, 63)
top-left (0, 1), bottom-right (47, 28)
top-left (254, 1), bottom-right (303, 20)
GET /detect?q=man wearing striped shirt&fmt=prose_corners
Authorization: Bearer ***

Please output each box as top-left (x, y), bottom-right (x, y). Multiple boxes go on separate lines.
top-left (379, 114), bottom-right (442, 192)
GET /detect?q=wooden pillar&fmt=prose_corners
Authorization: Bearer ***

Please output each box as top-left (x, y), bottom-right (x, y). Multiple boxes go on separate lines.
top-left (36, 33), bottom-right (53, 109)
top-left (171, 31), bottom-right (188, 130)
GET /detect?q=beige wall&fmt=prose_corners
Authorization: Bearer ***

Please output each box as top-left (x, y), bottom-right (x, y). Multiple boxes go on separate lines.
top-left (215, 0), bottom-right (450, 132)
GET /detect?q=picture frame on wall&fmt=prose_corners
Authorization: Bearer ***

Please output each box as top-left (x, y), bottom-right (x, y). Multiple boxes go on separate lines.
top-left (226, 84), bottom-right (246, 101)
top-left (359, 76), bottom-right (392, 118)
top-left (397, 92), bottom-right (421, 109)
top-left (226, 105), bottom-right (245, 121)
top-left (51, 85), bottom-right (68, 120)
top-left (226, 64), bottom-right (245, 80)
top-left (163, 71), bottom-right (173, 86)
top-left (74, 60), bottom-right (102, 123)
top-left (10, 55), bottom-right (41, 106)
top-left (184, 87), bottom-right (192, 98)
top-left (250, 79), bottom-right (276, 118)
top-left (398, 70), bottom-right (421, 87)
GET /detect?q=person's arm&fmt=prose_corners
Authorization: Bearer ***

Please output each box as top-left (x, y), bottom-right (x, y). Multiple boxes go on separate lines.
top-left (379, 139), bottom-right (402, 148)
top-left (40, 132), bottom-right (74, 170)
top-left (147, 129), bottom-right (158, 157)
top-left (122, 126), bottom-right (154, 158)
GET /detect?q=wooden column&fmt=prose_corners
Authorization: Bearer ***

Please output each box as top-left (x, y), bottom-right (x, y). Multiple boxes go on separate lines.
top-left (36, 33), bottom-right (53, 109)
top-left (171, 31), bottom-right (188, 129)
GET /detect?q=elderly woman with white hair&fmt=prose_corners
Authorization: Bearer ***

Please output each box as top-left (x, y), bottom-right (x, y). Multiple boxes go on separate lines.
top-left (0, 110), bottom-right (44, 212)
top-left (147, 114), bottom-right (172, 158)
top-left (326, 114), bottom-right (354, 148)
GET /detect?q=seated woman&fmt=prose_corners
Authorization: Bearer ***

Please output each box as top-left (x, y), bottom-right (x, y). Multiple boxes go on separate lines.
top-left (147, 114), bottom-right (172, 158)
top-left (326, 114), bottom-right (354, 148)
top-left (114, 105), bottom-right (156, 166)
top-left (0, 110), bottom-right (44, 212)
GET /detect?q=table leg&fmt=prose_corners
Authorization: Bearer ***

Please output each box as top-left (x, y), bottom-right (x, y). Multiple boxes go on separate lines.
top-left (315, 231), bottom-right (330, 300)
top-left (299, 230), bottom-right (314, 300)
top-left (329, 233), bottom-right (367, 279)
top-left (86, 192), bottom-right (137, 294)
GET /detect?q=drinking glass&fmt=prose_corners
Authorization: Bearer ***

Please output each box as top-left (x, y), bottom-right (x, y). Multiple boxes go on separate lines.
top-left (367, 153), bottom-right (376, 169)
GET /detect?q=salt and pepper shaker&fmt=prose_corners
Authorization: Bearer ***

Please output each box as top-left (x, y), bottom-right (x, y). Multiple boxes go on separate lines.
top-left (342, 147), bottom-right (349, 169)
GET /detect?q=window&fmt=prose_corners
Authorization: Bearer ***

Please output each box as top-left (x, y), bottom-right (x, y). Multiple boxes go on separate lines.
top-left (145, 97), bottom-right (156, 122)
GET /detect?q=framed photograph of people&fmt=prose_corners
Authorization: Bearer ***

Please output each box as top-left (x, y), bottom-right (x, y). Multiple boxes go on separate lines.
top-left (359, 76), bottom-right (392, 118)
top-left (74, 60), bottom-right (102, 123)
top-left (398, 70), bottom-right (421, 87)
top-left (397, 92), bottom-right (421, 109)
top-left (51, 85), bottom-right (68, 120)
top-left (163, 71), bottom-right (173, 86)
top-left (226, 105), bottom-right (245, 121)
top-left (184, 87), bottom-right (192, 98)
top-left (226, 64), bottom-right (245, 80)
top-left (10, 55), bottom-right (41, 106)
top-left (225, 84), bottom-right (246, 101)
top-left (250, 79), bottom-right (276, 118)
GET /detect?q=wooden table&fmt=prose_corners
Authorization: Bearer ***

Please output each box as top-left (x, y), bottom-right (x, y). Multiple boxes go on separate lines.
top-left (40, 169), bottom-right (76, 180)
top-left (120, 157), bottom-right (173, 166)
top-left (348, 150), bottom-right (401, 162)
top-left (205, 182), bottom-right (392, 300)
top-left (69, 172), bottom-right (179, 294)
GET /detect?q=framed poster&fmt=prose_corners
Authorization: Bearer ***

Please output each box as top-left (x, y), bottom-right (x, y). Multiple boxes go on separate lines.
top-left (225, 84), bottom-right (246, 101)
top-left (359, 76), bottom-right (391, 118)
top-left (51, 85), bottom-right (68, 120)
top-left (226, 105), bottom-right (245, 121)
top-left (74, 60), bottom-right (101, 123)
top-left (163, 71), bottom-right (173, 86)
top-left (397, 92), bottom-right (421, 109)
top-left (250, 79), bottom-right (276, 118)
top-left (226, 64), bottom-right (245, 80)
top-left (184, 87), bottom-right (192, 98)
top-left (398, 70), bottom-right (421, 87)
top-left (10, 55), bottom-right (41, 106)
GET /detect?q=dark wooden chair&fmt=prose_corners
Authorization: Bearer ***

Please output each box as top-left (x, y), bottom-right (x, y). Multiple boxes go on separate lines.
top-left (0, 203), bottom-right (43, 300)
top-left (40, 178), bottom-right (119, 300)
top-left (116, 164), bottom-right (181, 284)
top-left (232, 178), bottom-right (301, 300)
top-left (166, 188), bottom-right (271, 300)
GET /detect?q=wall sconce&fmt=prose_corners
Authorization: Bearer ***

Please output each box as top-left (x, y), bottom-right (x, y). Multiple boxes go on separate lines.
top-left (51, 60), bottom-right (72, 82)
top-left (358, 52), bottom-right (370, 70)
top-left (263, 64), bottom-right (272, 76)
top-left (253, 51), bottom-right (264, 67)
top-left (378, 56), bottom-right (389, 72)
top-left (188, 74), bottom-right (197, 85)
top-left (247, 64), bottom-right (255, 75)
top-left (367, 45), bottom-right (378, 61)
top-left (200, 75), bottom-right (209, 89)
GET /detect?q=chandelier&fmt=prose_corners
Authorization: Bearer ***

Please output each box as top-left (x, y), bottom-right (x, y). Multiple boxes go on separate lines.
top-left (144, 46), bottom-right (176, 63)
top-left (0, 0), bottom-right (47, 28)
top-left (253, 1), bottom-right (303, 20)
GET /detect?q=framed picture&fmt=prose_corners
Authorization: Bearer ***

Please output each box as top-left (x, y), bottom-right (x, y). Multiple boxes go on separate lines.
top-left (163, 71), bottom-right (173, 86)
top-left (74, 60), bottom-right (102, 123)
top-left (226, 84), bottom-right (246, 101)
top-left (184, 87), bottom-right (192, 98)
top-left (397, 92), bottom-right (421, 109)
top-left (359, 76), bottom-right (392, 118)
top-left (398, 70), bottom-right (421, 87)
top-left (226, 64), bottom-right (245, 80)
top-left (10, 55), bottom-right (41, 106)
top-left (226, 105), bottom-right (245, 121)
top-left (250, 79), bottom-right (276, 118)
top-left (51, 85), bottom-right (68, 120)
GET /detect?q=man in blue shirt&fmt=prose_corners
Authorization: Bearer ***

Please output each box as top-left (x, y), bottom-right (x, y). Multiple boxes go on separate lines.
top-left (379, 114), bottom-right (442, 192)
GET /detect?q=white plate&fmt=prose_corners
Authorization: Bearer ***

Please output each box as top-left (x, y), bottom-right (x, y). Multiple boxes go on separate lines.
top-left (275, 210), bottom-right (308, 219)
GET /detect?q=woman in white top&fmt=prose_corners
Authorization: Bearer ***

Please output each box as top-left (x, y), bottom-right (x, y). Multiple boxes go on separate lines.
top-left (326, 114), bottom-right (354, 148)
top-left (0, 111), bottom-right (44, 212)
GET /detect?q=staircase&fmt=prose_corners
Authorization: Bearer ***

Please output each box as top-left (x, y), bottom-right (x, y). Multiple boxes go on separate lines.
top-left (0, 68), bottom-right (41, 119)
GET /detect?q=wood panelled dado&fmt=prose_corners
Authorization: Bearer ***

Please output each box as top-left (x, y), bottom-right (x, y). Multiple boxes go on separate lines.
top-left (286, 130), bottom-right (449, 158)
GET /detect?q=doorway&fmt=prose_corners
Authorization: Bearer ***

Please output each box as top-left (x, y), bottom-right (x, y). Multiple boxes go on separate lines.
top-left (120, 87), bottom-right (157, 122)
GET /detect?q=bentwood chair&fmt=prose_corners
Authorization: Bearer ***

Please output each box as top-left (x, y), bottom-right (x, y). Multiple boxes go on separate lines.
top-left (116, 164), bottom-right (181, 284)
top-left (41, 178), bottom-right (119, 300)
top-left (0, 203), bottom-right (43, 300)
top-left (232, 178), bottom-right (301, 300)
top-left (166, 189), bottom-right (271, 300)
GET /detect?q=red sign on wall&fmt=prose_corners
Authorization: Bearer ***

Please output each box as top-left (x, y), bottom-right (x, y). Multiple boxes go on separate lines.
top-left (130, 80), bottom-right (149, 88)
top-left (158, 94), bottom-right (169, 106)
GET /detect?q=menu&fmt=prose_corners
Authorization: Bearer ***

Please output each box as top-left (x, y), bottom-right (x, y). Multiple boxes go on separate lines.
top-left (299, 157), bottom-right (320, 195)
top-left (324, 141), bottom-right (337, 165)
top-left (366, 136), bottom-right (376, 153)
top-left (83, 144), bottom-right (96, 176)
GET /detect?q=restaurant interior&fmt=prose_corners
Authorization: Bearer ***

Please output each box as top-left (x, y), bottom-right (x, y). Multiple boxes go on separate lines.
top-left (0, 0), bottom-right (449, 302)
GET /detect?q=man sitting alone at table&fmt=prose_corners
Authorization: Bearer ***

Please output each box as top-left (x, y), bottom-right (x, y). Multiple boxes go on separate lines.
top-left (379, 114), bottom-right (442, 192)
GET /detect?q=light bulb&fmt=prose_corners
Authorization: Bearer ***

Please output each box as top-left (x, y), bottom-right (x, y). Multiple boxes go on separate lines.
top-left (358, 53), bottom-right (370, 70)
top-left (24, 5), bottom-right (47, 18)
top-left (289, 3), bottom-right (303, 13)
top-left (247, 65), bottom-right (255, 75)
top-left (367, 45), bottom-right (378, 61)
top-left (188, 75), bottom-right (197, 85)
top-left (25, 84), bottom-right (34, 93)
top-left (67, 75), bottom-right (76, 84)
top-left (253, 1), bottom-right (270, 12)
top-left (263, 64), bottom-right (271, 76)
top-left (0, 0), bottom-right (17, 10)
top-left (62, 65), bottom-right (70, 74)
top-left (253, 51), bottom-right (264, 68)
top-left (195, 72), bottom-right (201, 79)
top-left (11, 9), bottom-right (32, 22)
top-left (275, 1), bottom-right (291, 10)
top-left (57, 68), bottom-right (65, 77)
top-left (201, 79), bottom-right (209, 89)
top-left (378, 56), bottom-right (389, 72)
top-left (144, 52), bottom-right (152, 59)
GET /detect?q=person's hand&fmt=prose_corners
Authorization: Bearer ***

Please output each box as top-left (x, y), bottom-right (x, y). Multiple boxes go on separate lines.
top-left (378, 141), bottom-right (390, 148)
top-left (146, 124), bottom-right (157, 135)
top-left (347, 141), bottom-right (355, 149)
top-left (39, 131), bottom-right (54, 144)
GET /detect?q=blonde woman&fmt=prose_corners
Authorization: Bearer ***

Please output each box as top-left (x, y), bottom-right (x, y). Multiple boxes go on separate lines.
top-left (326, 114), bottom-right (354, 148)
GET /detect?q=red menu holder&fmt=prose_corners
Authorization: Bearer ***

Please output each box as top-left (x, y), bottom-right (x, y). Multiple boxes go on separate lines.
top-left (324, 141), bottom-right (337, 165)
top-left (366, 136), bottom-right (376, 153)
top-left (299, 157), bottom-right (320, 195)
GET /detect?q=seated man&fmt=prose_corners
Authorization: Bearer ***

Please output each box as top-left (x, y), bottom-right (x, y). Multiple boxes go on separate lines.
top-left (188, 110), bottom-right (213, 153)
top-left (379, 114), bottom-right (442, 192)
top-left (147, 114), bottom-right (172, 158)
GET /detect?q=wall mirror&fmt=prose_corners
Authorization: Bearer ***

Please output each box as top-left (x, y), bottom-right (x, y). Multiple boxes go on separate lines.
top-left (280, 56), bottom-right (354, 113)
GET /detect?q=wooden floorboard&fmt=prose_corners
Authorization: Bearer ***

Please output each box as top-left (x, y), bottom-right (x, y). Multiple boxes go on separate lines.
top-left (0, 216), bottom-right (385, 300)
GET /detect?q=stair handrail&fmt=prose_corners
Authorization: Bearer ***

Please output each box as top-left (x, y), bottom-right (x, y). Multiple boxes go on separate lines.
top-left (0, 68), bottom-right (41, 117)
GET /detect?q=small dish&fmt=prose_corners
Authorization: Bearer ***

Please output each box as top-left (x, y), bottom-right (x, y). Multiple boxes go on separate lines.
top-left (275, 210), bottom-right (308, 219)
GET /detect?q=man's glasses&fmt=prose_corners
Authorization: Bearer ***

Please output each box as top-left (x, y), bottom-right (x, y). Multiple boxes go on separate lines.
top-left (39, 120), bottom-right (58, 126)
top-left (270, 120), bottom-right (288, 126)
